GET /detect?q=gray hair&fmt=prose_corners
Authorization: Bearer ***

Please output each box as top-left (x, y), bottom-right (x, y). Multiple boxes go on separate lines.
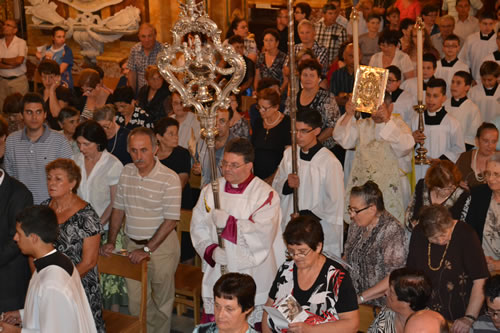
top-left (297, 19), bottom-right (314, 31)
top-left (93, 104), bottom-right (116, 122)
top-left (127, 127), bottom-right (158, 150)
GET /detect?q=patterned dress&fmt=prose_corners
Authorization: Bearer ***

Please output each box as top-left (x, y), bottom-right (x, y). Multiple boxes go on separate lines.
top-left (230, 117), bottom-right (250, 140)
top-left (368, 307), bottom-right (397, 333)
top-left (194, 322), bottom-right (258, 333)
top-left (256, 51), bottom-right (288, 85)
top-left (41, 200), bottom-right (105, 333)
top-left (344, 210), bottom-right (408, 307)
top-left (267, 258), bottom-right (358, 332)
top-left (116, 106), bottom-right (154, 130)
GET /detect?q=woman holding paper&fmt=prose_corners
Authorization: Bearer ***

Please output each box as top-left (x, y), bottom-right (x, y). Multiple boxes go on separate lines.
top-left (262, 216), bottom-right (359, 333)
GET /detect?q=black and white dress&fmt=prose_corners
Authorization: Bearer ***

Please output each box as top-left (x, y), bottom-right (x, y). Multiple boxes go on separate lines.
top-left (41, 200), bottom-right (105, 333)
top-left (267, 258), bottom-right (358, 332)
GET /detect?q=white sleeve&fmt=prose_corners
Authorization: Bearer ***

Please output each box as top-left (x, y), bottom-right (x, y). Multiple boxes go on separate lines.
top-left (271, 148), bottom-right (291, 197)
top-left (379, 119), bottom-right (415, 158)
top-left (332, 114), bottom-right (359, 149)
top-left (444, 117), bottom-right (466, 162)
top-left (33, 288), bottom-right (83, 333)
top-left (458, 38), bottom-right (470, 66)
top-left (190, 186), bottom-right (218, 260)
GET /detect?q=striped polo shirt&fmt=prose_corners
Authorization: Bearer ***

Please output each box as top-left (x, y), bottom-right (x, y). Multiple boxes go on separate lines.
top-left (4, 124), bottom-right (72, 204)
top-left (114, 159), bottom-right (181, 240)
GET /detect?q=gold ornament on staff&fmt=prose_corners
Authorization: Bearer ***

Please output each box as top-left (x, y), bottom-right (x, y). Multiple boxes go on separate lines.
top-left (413, 17), bottom-right (430, 165)
top-left (287, 0), bottom-right (299, 215)
top-left (157, 0), bottom-right (246, 275)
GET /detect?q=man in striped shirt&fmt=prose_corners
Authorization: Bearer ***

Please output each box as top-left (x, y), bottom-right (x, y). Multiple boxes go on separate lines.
top-left (101, 127), bottom-right (181, 333)
top-left (4, 92), bottom-right (72, 204)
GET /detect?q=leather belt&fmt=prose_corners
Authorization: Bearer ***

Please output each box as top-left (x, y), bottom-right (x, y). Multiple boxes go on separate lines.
top-left (129, 238), bottom-right (150, 245)
top-left (0, 75), bottom-right (23, 80)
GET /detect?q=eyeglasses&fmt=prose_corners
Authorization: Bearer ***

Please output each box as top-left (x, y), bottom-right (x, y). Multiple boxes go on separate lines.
top-left (348, 205), bottom-right (372, 215)
top-left (485, 171), bottom-right (500, 180)
top-left (387, 78), bottom-right (399, 83)
top-left (434, 186), bottom-right (456, 196)
top-left (256, 104), bottom-right (276, 112)
top-left (486, 307), bottom-right (500, 319)
top-left (285, 248), bottom-right (312, 259)
top-left (296, 128), bottom-right (315, 135)
top-left (221, 161), bottom-right (246, 170)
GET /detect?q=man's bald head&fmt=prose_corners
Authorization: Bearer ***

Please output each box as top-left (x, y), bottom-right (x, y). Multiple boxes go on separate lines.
top-left (404, 310), bottom-right (449, 333)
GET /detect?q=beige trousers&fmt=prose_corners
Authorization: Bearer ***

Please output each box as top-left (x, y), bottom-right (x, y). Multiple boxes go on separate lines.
top-left (0, 75), bottom-right (28, 113)
top-left (124, 231), bottom-right (180, 333)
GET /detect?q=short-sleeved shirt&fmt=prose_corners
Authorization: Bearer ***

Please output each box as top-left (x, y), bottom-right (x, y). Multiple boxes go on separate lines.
top-left (45, 44), bottom-right (74, 88)
top-left (359, 33), bottom-right (380, 65)
top-left (314, 19), bottom-right (347, 65)
top-left (267, 258), bottom-right (358, 331)
top-left (294, 42), bottom-right (329, 77)
top-left (114, 159), bottom-right (182, 240)
top-left (406, 221), bottom-right (489, 321)
top-left (0, 36), bottom-right (27, 77)
top-left (128, 41), bottom-right (163, 92)
top-left (369, 50), bottom-right (414, 78)
top-left (4, 124), bottom-right (73, 204)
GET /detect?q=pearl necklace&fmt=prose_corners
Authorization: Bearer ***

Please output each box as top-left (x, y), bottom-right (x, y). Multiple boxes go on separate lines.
top-left (264, 113), bottom-right (282, 135)
top-left (472, 150), bottom-right (485, 183)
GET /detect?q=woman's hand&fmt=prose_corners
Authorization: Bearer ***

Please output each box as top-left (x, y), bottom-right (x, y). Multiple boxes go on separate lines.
top-left (451, 317), bottom-right (473, 333)
top-left (288, 322), bottom-right (312, 333)
top-left (486, 256), bottom-right (500, 272)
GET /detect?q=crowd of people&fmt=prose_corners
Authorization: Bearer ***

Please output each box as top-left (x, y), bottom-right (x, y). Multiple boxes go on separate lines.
top-left (1, 0), bottom-right (500, 332)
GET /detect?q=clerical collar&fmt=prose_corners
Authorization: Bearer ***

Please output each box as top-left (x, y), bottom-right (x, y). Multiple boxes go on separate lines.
top-left (480, 31), bottom-right (495, 41)
top-left (224, 173), bottom-right (255, 194)
top-left (484, 83), bottom-right (499, 97)
top-left (34, 250), bottom-right (74, 276)
top-left (424, 107), bottom-right (447, 125)
top-left (451, 96), bottom-right (468, 107)
top-left (441, 58), bottom-right (459, 67)
top-left (423, 76), bottom-right (434, 91)
top-left (300, 142), bottom-right (323, 161)
top-left (494, 51), bottom-right (500, 61)
top-left (391, 88), bottom-right (403, 102)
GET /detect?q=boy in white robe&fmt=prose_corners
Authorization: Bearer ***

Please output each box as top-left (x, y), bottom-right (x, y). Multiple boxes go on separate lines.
top-left (190, 138), bottom-right (286, 327)
top-left (469, 61), bottom-right (500, 123)
top-left (401, 53), bottom-right (437, 105)
top-left (333, 93), bottom-right (415, 224)
top-left (458, 12), bottom-right (497, 81)
top-left (386, 65), bottom-right (415, 126)
top-left (0, 206), bottom-right (96, 333)
top-left (412, 78), bottom-right (465, 181)
top-left (435, 34), bottom-right (470, 97)
top-left (480, 30), bottom-right (500, 67)
top-left (273, 110), bottom-right (344, 257)
top-left (444, 71), bottom-right (482, 150)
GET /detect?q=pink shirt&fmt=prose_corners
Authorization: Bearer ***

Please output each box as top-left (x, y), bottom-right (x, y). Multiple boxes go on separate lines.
top-left (394, 0), bottom-right (421, 20)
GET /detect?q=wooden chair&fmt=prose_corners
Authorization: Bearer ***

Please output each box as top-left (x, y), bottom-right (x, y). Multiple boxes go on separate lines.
top-left (177, 209), bottom-right (201, 267)
top-left (175, 209), bottom-right (203, 324)
top-left (241, 96), bottom-right (256, 114)
top-left (358, 304), bottom-right (380, 332)
top-left (98, 254), bottom-right (148, 333)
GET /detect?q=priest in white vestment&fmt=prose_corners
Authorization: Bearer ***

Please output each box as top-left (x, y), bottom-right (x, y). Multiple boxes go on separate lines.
top-left (273, 110), bottom-right (344, 258)
top-left (0, 205), bottom-right (96, 333)
top-left (412, 78), bottom-right (465, 181)
top-left (191, 138), bottom-right (286, 326)
top-left (333, 93), bottom-right (415, 224)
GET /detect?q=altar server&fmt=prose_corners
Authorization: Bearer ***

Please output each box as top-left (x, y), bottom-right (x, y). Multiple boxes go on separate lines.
top-left (273, 110), bottom-right (344, 257)
top-left (434, 34), bottom-right (469, 97)
top-left (468, 61), bottom-right (500, 123)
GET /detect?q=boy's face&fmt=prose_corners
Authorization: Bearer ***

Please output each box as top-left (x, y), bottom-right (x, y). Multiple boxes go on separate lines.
top-left (450, 76), bottom-right (469, 98)
top-left (387, 13), bottom-right (400, 25)
top-left (443, 40), bottom-right (460, 59)
top-left (479, 18), bottom-right (495, 35)
top-left (423, 61), bottom-right (435, 80)
top-left (366, 18), bottom-right (381, 33)
top-left (425, 86), bottom-right (447, 112)
top-left (481, 74), bottom-right (498, 89)
top-left (323, 9), bottom-right (338, 26)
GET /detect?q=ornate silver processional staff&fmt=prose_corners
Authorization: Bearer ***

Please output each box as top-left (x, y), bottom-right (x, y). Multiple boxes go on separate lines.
top-left (287, 0), bottom-right (300, 215)
top-left (157, 0), bottom-right (246, 274)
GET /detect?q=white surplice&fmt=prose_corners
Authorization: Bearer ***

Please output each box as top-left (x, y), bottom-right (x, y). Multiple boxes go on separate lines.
top-left (20, 251), bottom-right (97, 333)
top-left (392, 89), bottom-right (417, 126)
top-left (272, 145), bottom-right (344, 257)
top-left (469, 83), bottom-right (500, 123)
top-left (333, 114), bottom-right (415, 222)
top-left (458, 31), bottom-right (497, 80)
top-left (190, 176), bottom-right (286, 316)
top-left (434, 58), bottom-right (470, 98)
top-left (444, 97), bottom-right (482, 146)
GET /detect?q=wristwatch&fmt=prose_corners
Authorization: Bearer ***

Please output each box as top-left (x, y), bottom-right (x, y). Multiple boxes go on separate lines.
top-left (143, 246), bottom-right (152, 256)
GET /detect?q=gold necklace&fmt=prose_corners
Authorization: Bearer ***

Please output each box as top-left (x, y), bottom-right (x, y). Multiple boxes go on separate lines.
top-left (427, 241), bottom-right (450, 271)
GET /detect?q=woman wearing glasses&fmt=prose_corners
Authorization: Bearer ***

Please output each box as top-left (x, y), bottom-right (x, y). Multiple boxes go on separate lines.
top-left (262, 216), bottom-right (359, 333)
top-left (406, 205), bottom-right (488, 332)
top-left (405, 160), bottom-right (470, 231)
top-left (251, 88), bottom-right (290, 184)
top-left (466, 152), bottom-right (500, 273)
top-left (344, 181), bottom-right (408, 308)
